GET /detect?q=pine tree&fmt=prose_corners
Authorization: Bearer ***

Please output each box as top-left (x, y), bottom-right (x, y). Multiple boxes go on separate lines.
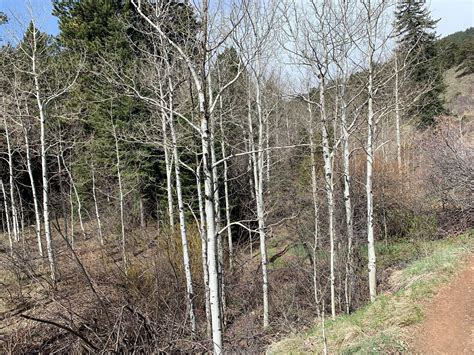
top-left (53, 0), bottom-right (158, 218)
top-left (395, 0), bottom-right (446, 127)
top-left (52, 0), bottom-right (200, 224)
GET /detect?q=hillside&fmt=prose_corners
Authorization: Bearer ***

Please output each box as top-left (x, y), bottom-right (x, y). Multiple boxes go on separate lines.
top-left (444, 68), bottom-right (474, 117)
top-left (268, 231), bottom-right (474, 354)
top-left (438, 27), bottom-right (474, 77)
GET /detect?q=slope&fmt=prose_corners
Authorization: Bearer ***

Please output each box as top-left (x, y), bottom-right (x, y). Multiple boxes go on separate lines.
top-left (268, 231), bottom-right (473, 354)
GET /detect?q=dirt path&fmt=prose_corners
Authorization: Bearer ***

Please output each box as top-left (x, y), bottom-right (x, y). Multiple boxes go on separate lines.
top-left (413, 255), bottom-right (474, 354)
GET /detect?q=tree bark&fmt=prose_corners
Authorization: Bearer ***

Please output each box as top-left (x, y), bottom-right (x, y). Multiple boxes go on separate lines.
top-left (33, 36), bottom-right (56, 282)
top-left (3, 113), bottom-right (20, 242)
top-left (395, 53), bottom-right (402, 175)
top-left (1, 179), bottom-right (13, 256)
top-left (167, 77), bottom-right (196, 334)
top-left (308, 101), bottom-right (321, 315)
top-left (196, 155), bottom-right (211, 337)
top-left (61, 154), bottom-right (86, 242)
top-left (319, 73), bottom-right (336, 320)
top-left (23, 124), bottom-right (43, 256)
top-left (91, 165), bottom-right (103, 245)
top-left (113, 123), bottom-right (127, 271)
top-left (366, 4), bottom-right (377, 301)
top-left (248, 74), bottom-right (269, 328)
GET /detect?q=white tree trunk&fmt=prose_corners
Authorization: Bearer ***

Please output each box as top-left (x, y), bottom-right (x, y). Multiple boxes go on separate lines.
top-left (219, 117), bottom-right (233, 270)
top-left (265, 113), bottom-right (271, 184)
top-left (23, 125), bottom-right (43, 256)
top-left (196, 155), bottom-right (211, 337)
top-left (33, 51), bottom-right (56, 282)
top-left (200, 100), bottom-right (223, 353)
top-left (367, 17), bottom-right (377, 301)
top-left (69, 182), bottom-right (74, 246)
top-left (1, 179), bottom-right (13, 256)
top-left (249, 76), bottom-right (269, 328)
top-left (161, 101), bottom-right (175, 230)
top-left (340, 76), bottom-right (354, 314)
top-left (91, 166), bottom-right (104, 245)
top-left (208, 73), bottom-right (226, 323)
top-left (3, 114), bottom-right (19, 242)
top-left (395, 53), bottom-right (402, 175)
top-left (319, 75), bottom-right (336, 320)
top-left (139, 196), bottom-right (145, 229)
top-left (367, 93), bottom-right (377, 301)
top-left (216, 64), bottom-right (233, 270)
top-left (113, 123), bottom-right (127, 270)
top-left (132, 1), bottom-right (222, 349)
top-left (62, 156), bottom-right (86, 241)
top-left (342, 117), bottom-right (354, 313)
top-left (57, 152), bottom-right (69, 238)
top-left (167, 78), bottom-right (196, 334)
top-left (308, 102), bottom-right (320, 313)
top-left (196, 35), bottom-right (223, 349)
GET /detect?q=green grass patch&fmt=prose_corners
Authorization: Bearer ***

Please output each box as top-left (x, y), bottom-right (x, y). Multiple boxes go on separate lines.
top-left (268, 231), bottom-right (473, 354)
top-left (267, 242), bottom-right (311, 270)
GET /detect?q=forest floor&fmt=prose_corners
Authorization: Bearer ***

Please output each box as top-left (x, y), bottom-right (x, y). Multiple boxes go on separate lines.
top-left (412, 254), bottom-right (473, 354)
top-left (268, 230), bottom-right (474, 354)
top-left (1, 227), bottom-right (473, 353)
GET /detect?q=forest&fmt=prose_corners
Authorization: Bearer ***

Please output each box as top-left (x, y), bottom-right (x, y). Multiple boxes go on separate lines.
top-left (0, 0), bottom-right (472, 353)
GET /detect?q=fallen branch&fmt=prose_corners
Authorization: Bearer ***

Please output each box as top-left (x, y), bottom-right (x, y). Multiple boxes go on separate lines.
top-left (20, 313), bottom-right (98, 351)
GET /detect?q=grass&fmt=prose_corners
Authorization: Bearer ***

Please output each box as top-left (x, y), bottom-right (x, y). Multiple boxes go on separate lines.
top-left (266, 240), bottom-right (309, 270)
top-left (268, 230), bottom-right (473, 354)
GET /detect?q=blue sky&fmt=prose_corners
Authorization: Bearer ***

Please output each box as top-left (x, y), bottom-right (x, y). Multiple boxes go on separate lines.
top-left (430, 0), bottom-right (473, 36)
top-left (0, 0), bottom-right (473, 44)
top-left (0, 0), bottom-right (58, 42)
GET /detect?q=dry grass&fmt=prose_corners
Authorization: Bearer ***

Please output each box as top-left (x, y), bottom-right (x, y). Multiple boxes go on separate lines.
top-left (0, 221), bottom-right (209, 353)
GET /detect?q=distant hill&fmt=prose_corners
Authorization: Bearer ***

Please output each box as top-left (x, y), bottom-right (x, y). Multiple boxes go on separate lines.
top-left (437, 28), bottom-right (474, 117)
top-left (437, 27), bottom-right (474, 77)
top-left (444, 67), bottom-right (474, 117)
top-left (440, 27), bottom-right (474, 46)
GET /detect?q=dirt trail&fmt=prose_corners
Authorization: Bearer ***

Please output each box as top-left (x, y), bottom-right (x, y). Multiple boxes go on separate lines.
top-left (413, 255), bottom-right (474, 354)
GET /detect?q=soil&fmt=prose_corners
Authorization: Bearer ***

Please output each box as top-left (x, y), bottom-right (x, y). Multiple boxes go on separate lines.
top-left (413, 255), bottom-right (474, 354)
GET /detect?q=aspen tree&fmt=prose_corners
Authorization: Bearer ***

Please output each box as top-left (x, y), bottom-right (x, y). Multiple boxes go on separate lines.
top-left (61, 152), bottom-right (86, 242)
top-left (217, 85), bottom-right (233, 269)
top-left (132, 2), bottom-right (245, 350)
top-left (56, 152), bottom-right (68, 238)
top-left (13, 89), bottom-right (43, 255)
top-left (196, 155), bottom-right (212, 336)
top-left (91, 164), bottom-right (103, 245)
top-left (132, 1), bottom-right (223, 350)
top-left (1, 179), bottom-right (13, 256)
top-left (307, 100), bottom-right (321, 313)
top-left (283, 0), bottom-right (339, 319)
top-left (361, 0), bottom-right (387, 302)
top-left (112, 122), bottom-right (127, 270)
top-left (22, 118), bottom-right (43, 256)
top-left (165, 75), bottom-right (196, 334)
top-left (3, 108), bottom-right (20, 242)
top-left (31, 23), bottom-right (57, 282)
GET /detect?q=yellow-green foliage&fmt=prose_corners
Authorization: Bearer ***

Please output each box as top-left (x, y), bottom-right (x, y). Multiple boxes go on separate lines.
top-left (161, 224), bottom-right (203, 277)
top-left (125, 223), bottom-right (204, 288)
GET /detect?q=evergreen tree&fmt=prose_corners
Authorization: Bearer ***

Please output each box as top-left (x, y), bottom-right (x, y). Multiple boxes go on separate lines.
top-left (53, 0), bottom-right (158, 218)
top-left (52, 0), bottom-right (200, 221)
top-left (437, 27), bottom-right (474, 77)
top-left (395, 0), bottom-right (446, 127)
